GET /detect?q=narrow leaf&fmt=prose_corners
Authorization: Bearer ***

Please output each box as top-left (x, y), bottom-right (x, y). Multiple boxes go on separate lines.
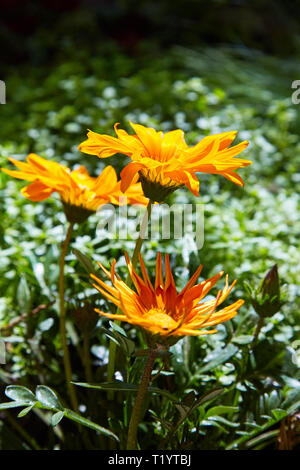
top-left (206, 405), bottom-right (239, 418)
top-left (73, 249), bottom-right (97, 275)
top-left (0, 401), bottom-right (30, 410)
top-left (51, 411), bottom-right (65, 427)
top-left (17, 404), bottom-right (35, 418)
top-left (64, 409), bottom-right (119, 441)
top-left (193, 388), bottom-right (225, 408)
top-left (72, 381), bottom-right (177, 401)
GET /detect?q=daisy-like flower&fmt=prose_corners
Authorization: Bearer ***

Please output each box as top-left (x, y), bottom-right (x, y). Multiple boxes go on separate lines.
top-left (2, 153), bottom-right (148, 223)
top-left (91, 252), bottom-right (244, 339)
top-left (78, 122), bottom-right (251, 202)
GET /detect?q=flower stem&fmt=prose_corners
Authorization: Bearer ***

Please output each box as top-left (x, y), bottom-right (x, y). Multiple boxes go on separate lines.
top-left (126, 349), bottom-right (157, 450)
top-left (59, 221), bottom-right (79, 411)
top-left (106, 200), bottom-right (153, 392)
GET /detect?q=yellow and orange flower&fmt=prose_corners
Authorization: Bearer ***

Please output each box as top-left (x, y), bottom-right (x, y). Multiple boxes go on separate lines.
top-left (2, 153), bottom-right (148, 223)
top-left (78, 122), bottom-right (251, 202)
top-left (91, 252), bottom-right (244, 338)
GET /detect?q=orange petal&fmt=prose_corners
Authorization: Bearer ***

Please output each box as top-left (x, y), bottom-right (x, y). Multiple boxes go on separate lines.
top-left (78, 130), bottom-right (132, 158)
top-left (138, 253), bottom-right (154, 290)
top-left (129, 122), bottom-right (163, 159)
top-left (21, 181), bottom-right (54, 201)
top-left (179, 264), bottom-right (203, 297)
top-left (221, 171), bottom-right (245, 187)
top-left (120, 162), bottom-right (143, 193)
top-left (94, 308), bottom-right (127, 321)
top-left (155, 253), bottom-right (164, 291)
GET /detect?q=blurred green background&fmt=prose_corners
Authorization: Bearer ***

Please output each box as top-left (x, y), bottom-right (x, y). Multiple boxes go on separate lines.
top-left (0, 0), bottom-right (300, 450)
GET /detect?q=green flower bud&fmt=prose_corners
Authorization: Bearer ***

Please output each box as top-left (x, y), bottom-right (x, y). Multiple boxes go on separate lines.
top-left (251, 265), bottom-right (282, 318)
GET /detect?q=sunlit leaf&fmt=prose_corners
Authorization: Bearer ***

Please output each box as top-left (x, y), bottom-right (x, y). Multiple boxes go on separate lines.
top-left (35, 386), bottom-right (63, 410)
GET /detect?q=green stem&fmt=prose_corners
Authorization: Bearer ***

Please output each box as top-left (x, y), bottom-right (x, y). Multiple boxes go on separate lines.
top-left (107, 200), bottom-right (153, 390)
top-left (59, 222), bottom-right (79, 411)
top-left (126, 349), bottom-right (156, 450)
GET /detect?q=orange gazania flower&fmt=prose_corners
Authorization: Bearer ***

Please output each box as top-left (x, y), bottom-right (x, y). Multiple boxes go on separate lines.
top-left (2, 154), bottom-right (148, 223)
top-left (78, 122), bottom-right (251, 202)
top-left (91, 253), bottom-right (244, 337)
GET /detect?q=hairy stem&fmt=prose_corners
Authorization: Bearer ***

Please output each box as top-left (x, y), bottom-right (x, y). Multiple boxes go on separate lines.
top-left (59, 222), bottom-right (78, 411)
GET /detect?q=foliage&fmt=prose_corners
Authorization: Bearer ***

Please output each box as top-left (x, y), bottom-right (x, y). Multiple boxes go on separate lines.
top-left (0, 39), bottom-right (300, 450)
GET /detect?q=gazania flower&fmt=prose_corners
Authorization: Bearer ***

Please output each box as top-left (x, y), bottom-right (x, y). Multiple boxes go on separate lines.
top-left (91, 252), bottom-right (244, 338)
top-left (2, 153), bottom-right (148, 223)
top-left (78, 122), bottom-right (251, 202)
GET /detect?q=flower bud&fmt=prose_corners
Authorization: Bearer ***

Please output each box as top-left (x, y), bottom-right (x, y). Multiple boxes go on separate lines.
top-left (251, 264), bottom-right (282, 317)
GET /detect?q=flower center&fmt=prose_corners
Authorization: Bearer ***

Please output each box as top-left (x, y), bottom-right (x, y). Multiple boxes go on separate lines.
top-left (144, 308), bottom-right (178, 332)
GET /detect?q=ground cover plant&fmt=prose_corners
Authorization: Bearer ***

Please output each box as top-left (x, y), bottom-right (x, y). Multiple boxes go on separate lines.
top-left (0, 17), bottom-right (300, 450)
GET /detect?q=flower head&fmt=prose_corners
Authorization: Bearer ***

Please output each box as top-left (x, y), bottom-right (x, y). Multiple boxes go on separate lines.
top-left (91, 252), bottom-right (244, 339)
top-left (78, 122), bottom-right (251, 202)
top-left (2, 153), bottom-right (148, 223)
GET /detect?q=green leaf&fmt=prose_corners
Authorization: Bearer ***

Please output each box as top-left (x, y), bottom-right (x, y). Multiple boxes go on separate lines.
top-left (201, 419), bottom-right (229, 434)
top-left (38, 318), bottom-right (54, 332)
top-left (5, 386), bottom-right (37, 404)
top-left (194, 388), bottom-right (225, 408)
top-left (114, 333), bottom-right (135, 357)
top-left (17, 276), bottom-right (31, 312)
top-left (101, 327), bottom-right (135, 357)
top-left (51, 411), bottom-right (65, 427)
top-left (198, 344), bottom-right (238, 373)
top-left (287, 399), bottom-right (300, 414)
top-left (206, 415), bottom-right (240, 428)
top-left (73, 249), bottom-right (97, 275)
top-left (17, 404), bottom-right (35, 418)
top-left (226, 407), bottom-right (287, 450)
top-left (109, 321), bottom-right (127, 336)
top-left (64, 409), bottom-right (119, 441)
top-left (271, 409), bottom-right (287, 420)
top-left (174, 403), bottom-right (190, 419)
top-left (101, 328), bottom-right (120, 347)
top-left (35, 386), bottom-right (63, 410)
top-left (232, 335), bottom-right (254, 345)
top-left (245, 430), bottom-right (279, 449)
top-left (73, 381), bottom-right (177, 401)
top-left (0, 401), bottom-right (30, 410)
top-left (206, 405), bottom-right (239, 418)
